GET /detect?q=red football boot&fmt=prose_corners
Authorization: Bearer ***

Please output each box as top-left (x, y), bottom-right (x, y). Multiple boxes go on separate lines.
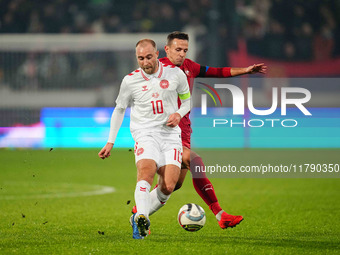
top-left (218, 212), bottom-right (244, 229)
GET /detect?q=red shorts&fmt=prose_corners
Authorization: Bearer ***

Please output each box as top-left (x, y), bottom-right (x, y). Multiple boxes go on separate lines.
top-left (179, 114), bottom-right (192, 149)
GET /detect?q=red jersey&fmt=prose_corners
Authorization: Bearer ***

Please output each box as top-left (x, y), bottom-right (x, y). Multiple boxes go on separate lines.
top-left (159, 57), bottom-right (232, 148)
top-left (160, 57), bottom-right (201, 92)
top-left (159, 57), bottom-right (202, 148)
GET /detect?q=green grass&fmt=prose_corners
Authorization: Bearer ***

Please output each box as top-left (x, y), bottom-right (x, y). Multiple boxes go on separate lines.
top-left (0, 149), bottom-right (339, 254)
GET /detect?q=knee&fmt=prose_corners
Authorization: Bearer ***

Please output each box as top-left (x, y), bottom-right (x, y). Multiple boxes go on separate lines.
top-left (160, 184), bottom-right (175, 195)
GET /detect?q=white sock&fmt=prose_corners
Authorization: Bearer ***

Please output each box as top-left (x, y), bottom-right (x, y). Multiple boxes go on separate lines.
top-left (149, 187), bottom-right (170, 216)
top-left (134, 180), bottom-right (151, 218)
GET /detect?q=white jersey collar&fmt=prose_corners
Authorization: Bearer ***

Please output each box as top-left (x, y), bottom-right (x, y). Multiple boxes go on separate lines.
top-left (140, 60), bottom-right (163, 81)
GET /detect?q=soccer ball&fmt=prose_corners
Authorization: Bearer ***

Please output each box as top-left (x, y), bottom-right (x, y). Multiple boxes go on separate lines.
top-left (178, 203), bottom-right (206, 231)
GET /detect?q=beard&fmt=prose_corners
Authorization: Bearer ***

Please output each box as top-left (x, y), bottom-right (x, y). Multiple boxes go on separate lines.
top-left (142, 66), bottom-right (154, 74)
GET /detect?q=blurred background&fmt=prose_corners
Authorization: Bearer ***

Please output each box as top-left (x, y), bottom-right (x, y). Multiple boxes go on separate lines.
top-left (0, 0), bottom-right (339, 148)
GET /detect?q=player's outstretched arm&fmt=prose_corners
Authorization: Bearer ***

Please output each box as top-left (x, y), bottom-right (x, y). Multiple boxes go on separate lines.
top-left (200, 61), bottom-right (267, 78)
top-left (98, 106), bottom-right (126, 160)
top-left (98, 142), bottom-right (114, 159)
top-left (231, 63), bottom-right (267, 76)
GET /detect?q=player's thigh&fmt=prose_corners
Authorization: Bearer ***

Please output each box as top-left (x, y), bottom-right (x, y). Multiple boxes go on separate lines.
top-left (134, 137), bottom-right (160, 184)
top-left (159, 138), bottom-right (182, 169)
top-left (136, 159), bottom-right (158, 184)
top-left (157, 164), bottom-right (181, 195)
top-left (134, 137), bottom-right (161, 167)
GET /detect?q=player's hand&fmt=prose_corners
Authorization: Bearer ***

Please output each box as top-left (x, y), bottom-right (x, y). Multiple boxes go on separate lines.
top-left (98, 142), bottom-right (114, 160)
top-left (246, 63), bottom-right (267, 74)
top-left (166, 113), bottom-right (181, 127)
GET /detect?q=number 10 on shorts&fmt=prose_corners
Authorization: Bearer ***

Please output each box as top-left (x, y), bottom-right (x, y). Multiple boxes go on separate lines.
top-left (174, 148), bottom-right (182, 164)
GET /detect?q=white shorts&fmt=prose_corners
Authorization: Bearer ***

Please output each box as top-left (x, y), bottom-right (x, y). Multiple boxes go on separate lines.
top-left (134, 133), bottom-right (182, 169)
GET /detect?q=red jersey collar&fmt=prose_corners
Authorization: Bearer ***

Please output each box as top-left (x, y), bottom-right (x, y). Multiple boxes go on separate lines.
top-left (159, 57), bottom-right (173, 65)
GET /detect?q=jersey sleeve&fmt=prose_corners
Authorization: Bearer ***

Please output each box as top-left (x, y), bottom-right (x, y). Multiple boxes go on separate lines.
top-left (186, 58), bottom-right (232, 78)
top-left (176, 68), bottom-right (190, 97)
top-left (115, 77), bottom-right (131, 109)
top-left (176, 69), bottom-right (191, 117)
top-left (107, 107), bottom-right (125, 144)
top-left (186, 59), bottom-right (202, 78)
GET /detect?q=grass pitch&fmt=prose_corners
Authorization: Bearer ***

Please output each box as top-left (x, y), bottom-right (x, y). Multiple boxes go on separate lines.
top-left (0, 149), bottom-right (339, 254)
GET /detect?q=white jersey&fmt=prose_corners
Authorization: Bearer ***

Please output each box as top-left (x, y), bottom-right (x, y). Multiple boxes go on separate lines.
top-left (115, 61), bottom-right (190, 139)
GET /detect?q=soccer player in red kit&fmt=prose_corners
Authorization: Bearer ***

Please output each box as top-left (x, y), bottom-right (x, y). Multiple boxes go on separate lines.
top-left (132, 32), bottom-right (266, 229)
top-left (163, 31), bottom-right (266, 229)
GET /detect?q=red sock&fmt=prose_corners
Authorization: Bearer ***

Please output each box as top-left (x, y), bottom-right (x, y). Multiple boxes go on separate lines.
top-left (191, 156), bottom-right (223, 215)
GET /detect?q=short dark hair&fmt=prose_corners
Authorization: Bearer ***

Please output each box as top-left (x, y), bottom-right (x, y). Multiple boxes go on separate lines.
top-left (167, 31), bottom-right (189, 45)
top-left (136, 39), bottom-right (157, 50)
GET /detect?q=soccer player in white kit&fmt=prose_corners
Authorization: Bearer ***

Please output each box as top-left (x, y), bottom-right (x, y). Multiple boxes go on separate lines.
top-left (98, 39), bottom-right (191, 239)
